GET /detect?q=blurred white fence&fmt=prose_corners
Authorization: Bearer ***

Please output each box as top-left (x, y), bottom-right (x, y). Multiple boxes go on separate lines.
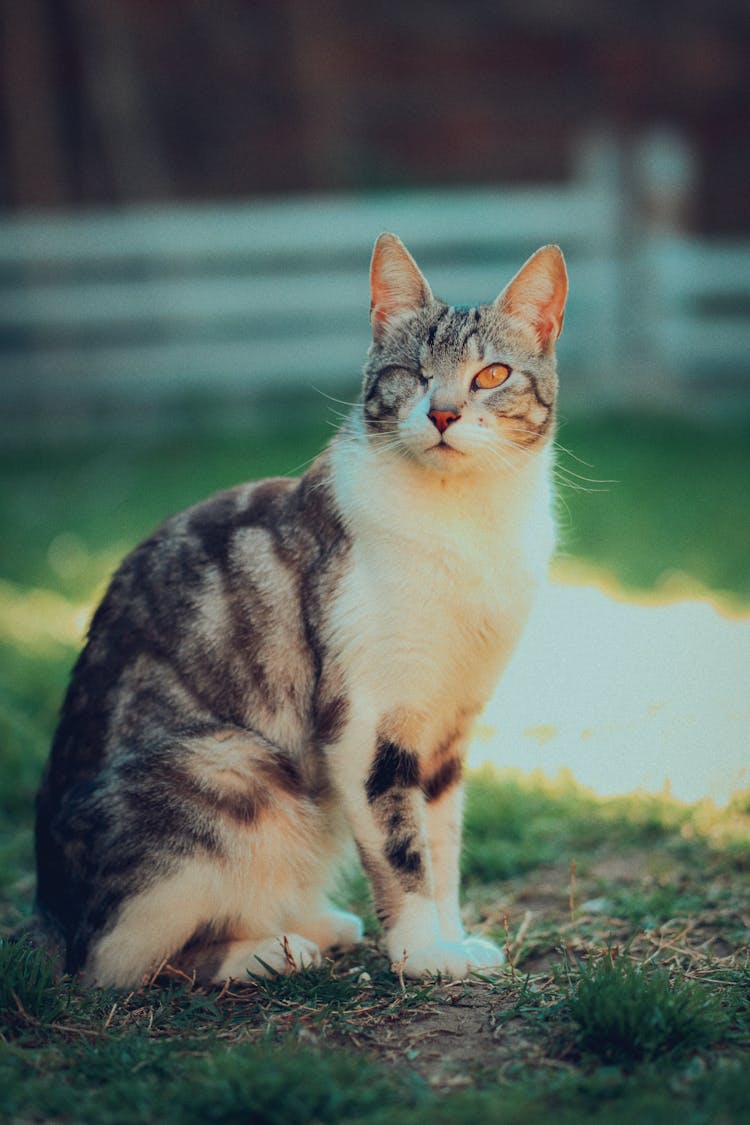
top-left (0, 166), bottom-right (748, 427)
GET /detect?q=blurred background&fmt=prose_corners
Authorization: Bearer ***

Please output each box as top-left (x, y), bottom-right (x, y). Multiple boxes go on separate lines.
top-left (2, 0), bottom-right (749, 427)
top-left (0, 1), bottom-right (748, 810)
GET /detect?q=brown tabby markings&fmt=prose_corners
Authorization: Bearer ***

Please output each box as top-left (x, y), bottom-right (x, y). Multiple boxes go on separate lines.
top-left (177, 729), bottom-right (306, 826)
top-left (494, 372), bottom-right (554, 445)
top-left (421, 753), bottom-right (462, 804)
top-left (363, 728), bottom-right (465, 902)
top-left (35, 457), bottom-right (349, 975)
top-left (366, 740), bottom-right (425, 889)
top-left (357, 843), bottom-right (404, 929)
top-left (362, 294), bottom-right (555, 450)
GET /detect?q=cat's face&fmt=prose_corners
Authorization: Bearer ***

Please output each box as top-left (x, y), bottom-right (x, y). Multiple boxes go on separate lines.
top-left (361, 235), bottom-right (568, 476)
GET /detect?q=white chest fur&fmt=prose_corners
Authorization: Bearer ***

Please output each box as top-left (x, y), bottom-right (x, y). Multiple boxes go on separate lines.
top-left (329, 438), bottom-right (554, 753)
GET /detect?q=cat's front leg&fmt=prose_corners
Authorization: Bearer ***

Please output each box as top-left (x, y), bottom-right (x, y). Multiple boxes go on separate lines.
top-left (423, 760), bottom-right (465, 942)
top-left (329, 731), bottom-right (486, 979)
top-left (424, 760), bottom-right (505, 972)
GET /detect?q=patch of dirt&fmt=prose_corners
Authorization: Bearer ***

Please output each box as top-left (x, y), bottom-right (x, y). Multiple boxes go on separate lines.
top-left (339, 849), bottom-right (749, 1089)
top-left (341, 979), bottom-right (567, 1092)
top-left (371, 986), bottom-right (503, 1087)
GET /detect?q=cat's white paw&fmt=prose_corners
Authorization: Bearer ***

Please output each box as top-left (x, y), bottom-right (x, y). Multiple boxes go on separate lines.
top-left (461, 936), bottom-right (505, 970)
top-left (395, 940), bottom-right (477, 980)
top-left (395, 936), bottom-right (505, 979)
top-left (299, 908), bottom-right (364, 952)
top-left (250, 933), bottom-right (322, 976)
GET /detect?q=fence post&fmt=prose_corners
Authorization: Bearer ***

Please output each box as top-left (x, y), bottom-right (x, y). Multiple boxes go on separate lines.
top-left (631, 128), bottom-right (699, 404)
top-left (571, 131), bottom-right (630, 408)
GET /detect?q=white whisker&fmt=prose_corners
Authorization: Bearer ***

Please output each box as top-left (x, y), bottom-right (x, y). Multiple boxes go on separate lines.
top-left (284, 450), bottom-right (324, 476)
top-left (552, 440), bottom-right (596, 469)
top-left (312, 386), bottom-right (361, 409)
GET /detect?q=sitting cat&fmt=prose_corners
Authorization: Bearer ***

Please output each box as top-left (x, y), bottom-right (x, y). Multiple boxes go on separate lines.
top-left (34, 232), bottom-right (567, 986)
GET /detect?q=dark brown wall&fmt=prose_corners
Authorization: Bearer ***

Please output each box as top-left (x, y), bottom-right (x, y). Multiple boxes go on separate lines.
top-left (1, 0), bottom-right (747, 232)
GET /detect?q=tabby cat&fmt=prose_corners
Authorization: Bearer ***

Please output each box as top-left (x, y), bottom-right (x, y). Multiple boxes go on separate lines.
top-left (35, 233), bottom-right (568, 986)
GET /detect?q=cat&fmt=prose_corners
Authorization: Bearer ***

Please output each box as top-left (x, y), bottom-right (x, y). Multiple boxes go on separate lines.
top-left (34, 233), bottom-right (568, 987)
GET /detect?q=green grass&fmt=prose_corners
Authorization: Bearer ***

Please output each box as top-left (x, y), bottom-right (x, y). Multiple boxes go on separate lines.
top-left (565, 951), bottom-right (729, 1064)
top-left (555, 413), bottom-right (750, 602)
top-left (1, 411), bottom-right (749, 1122)
top-left (1, 786), bottom-right (749, 1123)
top-left (0, 937), bottom-right (68, 1027)
top-left (462, 767), bottom-right (698, 883)
top-left (1, 975), bottom-right (748, 1125)
top-left (0, 1031), bottom-right (430, 1125)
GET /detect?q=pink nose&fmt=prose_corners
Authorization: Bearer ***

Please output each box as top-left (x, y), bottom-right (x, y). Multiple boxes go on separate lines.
top-left (428, 408), bottom-right (461, 434)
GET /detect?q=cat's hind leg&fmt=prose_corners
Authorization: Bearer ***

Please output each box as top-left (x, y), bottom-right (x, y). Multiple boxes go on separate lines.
top-left (82, 856), bottom-right (332, 987)
top-left (80, 728), bottom-right (355, 987)
top-left (86, 903), bottom-right (325, 986)
top-left (83, 813), bottom-right (350, 986)
top-left (285, 901), bottom-right (364, 953)
top-left (81, 859), bottom-right (233, 988)
top-left (185, 933), bottom-right (324, 982)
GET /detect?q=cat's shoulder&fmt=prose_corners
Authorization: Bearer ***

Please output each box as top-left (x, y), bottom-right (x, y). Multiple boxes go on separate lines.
top-left (115, 450), bottom-right (346, 583)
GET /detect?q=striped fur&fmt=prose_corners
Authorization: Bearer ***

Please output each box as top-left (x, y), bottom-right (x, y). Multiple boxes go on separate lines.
top-left (34, 235), bottom-right (567, 985)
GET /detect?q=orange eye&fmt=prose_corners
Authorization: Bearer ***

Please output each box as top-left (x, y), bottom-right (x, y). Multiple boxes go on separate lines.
top-left (472, 363), bottom-right (511, 390)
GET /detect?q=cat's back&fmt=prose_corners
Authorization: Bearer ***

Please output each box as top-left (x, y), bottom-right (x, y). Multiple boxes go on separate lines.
top-left (41, 455), bottom-right (350, 790)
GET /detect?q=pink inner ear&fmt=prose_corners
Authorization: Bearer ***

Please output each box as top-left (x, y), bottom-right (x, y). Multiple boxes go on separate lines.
top-left (370, 235), bottom-right (431, 328)
top-left (370, 265), bottom-right (418, 325)
top-left (498, 246), bottom-right (568, 353)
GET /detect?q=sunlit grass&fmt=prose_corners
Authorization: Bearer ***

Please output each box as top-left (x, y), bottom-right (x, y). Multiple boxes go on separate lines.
top-left (0, 578), bottom-right (88, 652)
top-left (463, 765), bottom-right (750, 884)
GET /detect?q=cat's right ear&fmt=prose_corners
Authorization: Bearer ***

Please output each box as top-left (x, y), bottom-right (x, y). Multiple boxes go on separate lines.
top-left (370, 233), bottom-right (433, 339)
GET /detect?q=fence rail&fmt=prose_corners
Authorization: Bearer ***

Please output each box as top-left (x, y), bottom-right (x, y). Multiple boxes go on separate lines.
top-left (0, 176), bottom-right (748, 426)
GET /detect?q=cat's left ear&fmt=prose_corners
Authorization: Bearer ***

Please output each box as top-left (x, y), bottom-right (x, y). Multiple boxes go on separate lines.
top-left (370, 233), bottom-right (433, 339)
top-left (494, 245), bottom-right (568, 354)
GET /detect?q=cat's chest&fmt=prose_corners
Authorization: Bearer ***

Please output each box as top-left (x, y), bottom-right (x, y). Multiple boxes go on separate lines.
top-left (329, 482), bottom-right (546, 743)
top-left (327, 439), bottom-right (554, 745)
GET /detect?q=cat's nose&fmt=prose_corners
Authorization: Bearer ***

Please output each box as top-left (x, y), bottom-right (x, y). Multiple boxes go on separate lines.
top-left (428, 408), bottom-right (461, 434)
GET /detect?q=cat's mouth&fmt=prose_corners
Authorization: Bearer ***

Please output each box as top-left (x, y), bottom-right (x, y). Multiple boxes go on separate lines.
top-left (427, 439), bottom-right (463, 457)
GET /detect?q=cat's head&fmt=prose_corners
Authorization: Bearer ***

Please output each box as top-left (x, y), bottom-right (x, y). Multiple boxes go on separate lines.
top-left (361, 233), bottom-right (568, 475)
